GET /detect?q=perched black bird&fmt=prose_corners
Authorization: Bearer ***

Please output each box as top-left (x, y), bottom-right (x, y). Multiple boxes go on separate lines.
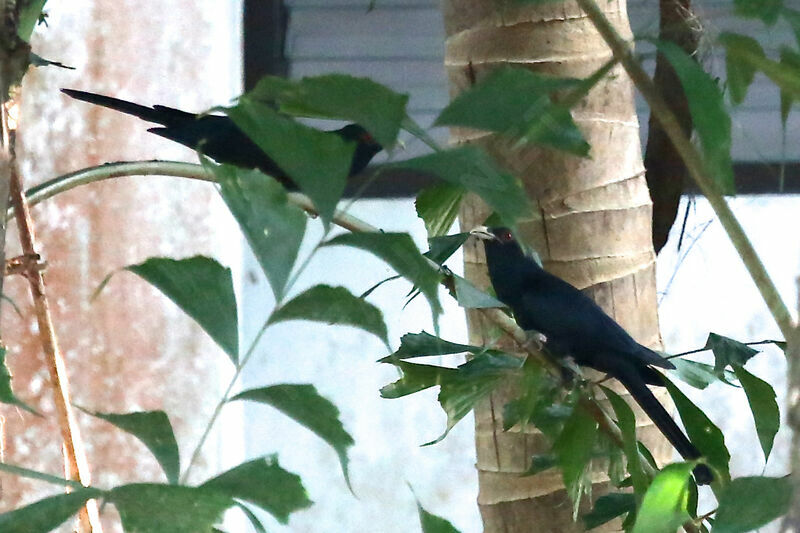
top-left (61, 88), bottom-right (384, 191)
top-left (470, 225), bottom-right (713, 485)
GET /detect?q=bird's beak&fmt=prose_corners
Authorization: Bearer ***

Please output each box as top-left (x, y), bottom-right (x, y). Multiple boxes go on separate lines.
top-left (469, 225), bottom-right (496, 241)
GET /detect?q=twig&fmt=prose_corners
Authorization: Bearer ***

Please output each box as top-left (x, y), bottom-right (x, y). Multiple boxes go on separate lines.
top-left (575, 0), bottom-right (794, 340)
top-left (3, 114), bottom-right (102, 531)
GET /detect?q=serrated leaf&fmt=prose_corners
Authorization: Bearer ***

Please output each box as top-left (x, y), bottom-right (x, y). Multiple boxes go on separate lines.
top-left (380, 361), bottom-right (457, 399)
top-left (80, 408), bottom-right (179, 484)
top-left (249, 74), bottom-right (408, 148)
top-left (415, 184), bottom-right (465, 239)
top-left (583, 492), bottom-right (637, 530)
top-left (0, 346), bottom-right (38, 415)
top-left (382, 331), bottom-right (483, 362)
top-left (108, 483), bottom-right (231, 533)
top-left (733, 365), bottom-right (780, 461)
top-left (230, 386), bottom-right (354, 487)
top-left (270, 284), bottom-right (388, 346)
top-left (602, 386), bottom-right (647, 496)
top-left (418, 502), bottom-right (461, 533)
top-left (226, 99), bottom-right (354, 227)
top-left (713, 476), bottom-right (792, 533)
top-left (393, 146), bottom-right (529, 229)
top-left (656, 40), bottom-right (734, 194)
top-left (426, 233), bottom-right (469, 265)
top-left (719, 33), bottom-right (765, 105)
top-left (213, 165), bottom-right (306, 300)
top-left (126, 256), bottom-right (239, 363)
top-left (705, 332), bottom-right (758, 376)
top-left (201, 456), bottom-right (312, 523)
top-left (632, 462), bottom-right (693, 533)
top-left (502, 363), bottom-right (559, 433)
top-left (554, 403), bottom-right (598, 497)
top-left (734, 0), bottom-right (782, 24)
top-left (435, 67), bottom-right (588, 155)
top-left (0, 488), bottom-right (101, 533)
top-left (663, 378), bottom-right (730, 481)
top-left (324, 232), bottom-right (442, 324)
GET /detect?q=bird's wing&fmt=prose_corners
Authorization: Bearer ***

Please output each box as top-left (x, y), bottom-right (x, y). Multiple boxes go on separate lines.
top-left (517, 273), bottom-right (673, 370)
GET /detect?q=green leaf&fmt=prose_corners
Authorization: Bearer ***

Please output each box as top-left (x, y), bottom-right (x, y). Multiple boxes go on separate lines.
top-left (0, 462), bottom-right (82, 489)
top-left (0, 346), bottom-right (38, 415)
top-left (324, 232), bottom-right (443, 323)
top-left (779, 47), bottom-right (800, 124)
top-left (656, 40), bottom-right (735, 194)
top-left (393, 146), bottom-right (529, 229)
top-left (80, 408), bottom-right (180, 485)
top-left (126, 256), bottom-right (239, 364)
top-left (234, 503), bottom-right (267, 533)
top-left (226, 99), bottom-right (355, 227)
top-left (17, 0), bottom-right (47, 42)
top-left (705, 332), bottom-right (758, 376)
top-left (418, 502), bottom-right (461, 533)
top-left (632, 462), bottom-right (693, 533)
top-left (108, 483), bottom-right (231, 533)
top-left (213, 165), bottom-right (307, 300)
top-left (719, 33), bottom-right (765, 105)
top-left (382, 331), bottom-right (483, 361)
top-left (270, 284), bottom-right (388, 346)
top-left (583, 492), bottom-right (637, 530)
top-left (522, 454), bottom-right (559, 476)
top-left (784, 7), bottom-right (800, 47)
top-left (201, 456), bottom-right (312, 523)
top-left (502, 363), bottom-right (560, 433)
top-left (663, 378), bottom-right (731, 481)
top-left (734, 0), bottom-right (782, 24)
top-left (713, 476), bottom-right (792, 533)
top-left (415, 184), bottom-right (465, 239)
top-left (733, 365), bottom-right (780, 462)
top-left (381, 354), bottom-right (520, 444)
top-left (435, 67), bottom-right (588, 155)
top-left (553, 403), bottom-right (598, 497)
top-left (229, 386), bottom-right (354, 487)
top-left (380, 361), bottom-right (457, 399)
top-left (602, 386), bottom-right (647, 496)
top-left (427, 353), bottom-right (521, 445)
top-left (0, 488), bottom-right (101, 533)
top-left (671, 358), bottom-right (737, 389)
top-left (451, 273), bottom-right (505, 309)
top-left (721, 37), bottom-right (800, 103)
top-left (426, 233), bottom-right (469, 265)
top-left (249, 74), bottom-right (408, 148)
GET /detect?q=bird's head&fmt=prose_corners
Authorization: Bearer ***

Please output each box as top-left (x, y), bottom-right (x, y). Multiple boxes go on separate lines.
top-left (470, 226), bottom-right (518, 248)
top-left (470, 225), bottom-right (540, 267)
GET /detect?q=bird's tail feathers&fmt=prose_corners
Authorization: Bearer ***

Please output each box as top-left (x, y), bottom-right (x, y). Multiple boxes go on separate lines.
top-left (61, 89), bottom-right (189, 126)
top-left (615, 365), bottom-right (713, 485)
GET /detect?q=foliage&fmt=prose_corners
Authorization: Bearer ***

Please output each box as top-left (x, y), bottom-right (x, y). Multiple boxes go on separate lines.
top-left (2, 2), bottom-right (796, 531)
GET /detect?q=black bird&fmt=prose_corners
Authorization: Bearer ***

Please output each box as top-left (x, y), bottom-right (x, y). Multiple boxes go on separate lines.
top-left (61, 88), bottom-right (384, 191)
top-left (470, 225), bottom-right (713, 485)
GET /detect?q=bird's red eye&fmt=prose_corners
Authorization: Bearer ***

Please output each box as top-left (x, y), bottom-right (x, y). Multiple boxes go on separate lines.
top-left (360, 132), bottom-right (374, 144)
top-left (500, 230), bottom-right (513, 242)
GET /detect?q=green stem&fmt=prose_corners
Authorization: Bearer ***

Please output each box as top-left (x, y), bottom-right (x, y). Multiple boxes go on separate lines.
top-left (11, 160), bottom-right (378, 233)
top-left (180, 316), bottom-right (272, 484)
top-left (575, 0), bottom-right (794, 340)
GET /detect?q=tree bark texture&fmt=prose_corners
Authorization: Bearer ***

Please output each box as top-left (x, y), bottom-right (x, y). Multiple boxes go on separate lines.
top-left (441, 1), bottom-right (671, 531)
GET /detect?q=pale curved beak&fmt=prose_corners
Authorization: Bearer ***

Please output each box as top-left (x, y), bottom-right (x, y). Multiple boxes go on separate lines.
top-left (469, 225), bottom-right (495, 241)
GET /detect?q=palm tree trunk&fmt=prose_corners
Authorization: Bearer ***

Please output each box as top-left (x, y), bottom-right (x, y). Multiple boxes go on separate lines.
top-left (441, 1), bottom-right (672, 531)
